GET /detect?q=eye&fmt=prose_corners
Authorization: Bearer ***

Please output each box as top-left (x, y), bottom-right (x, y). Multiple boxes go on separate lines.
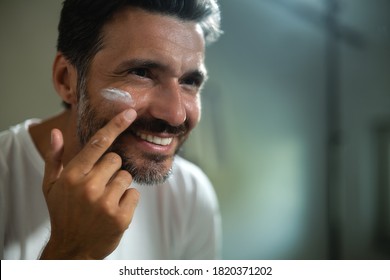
top-left (180, 75), bottom-right (203, 89)
top-left (128, 68), bottom-right (150, 78)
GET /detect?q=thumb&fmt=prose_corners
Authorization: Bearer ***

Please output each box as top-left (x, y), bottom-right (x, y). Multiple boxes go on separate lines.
top-left (43, 128), bottom-right (64, 194)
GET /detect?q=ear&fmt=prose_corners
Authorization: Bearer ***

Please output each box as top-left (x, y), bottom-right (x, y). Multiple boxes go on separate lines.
top-left (52, 52), bottom-right (78, 107)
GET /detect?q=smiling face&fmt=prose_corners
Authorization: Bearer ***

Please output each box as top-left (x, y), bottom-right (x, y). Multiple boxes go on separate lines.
top-left (75, 7), bottom-right (207, 185)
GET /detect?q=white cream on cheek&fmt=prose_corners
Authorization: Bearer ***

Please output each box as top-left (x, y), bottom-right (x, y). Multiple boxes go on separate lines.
top-left (100, 87), bottom-right (135, 107)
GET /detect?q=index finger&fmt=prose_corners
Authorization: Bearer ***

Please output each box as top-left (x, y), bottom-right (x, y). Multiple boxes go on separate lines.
top-left (68, 109), bottom-right (137, 175)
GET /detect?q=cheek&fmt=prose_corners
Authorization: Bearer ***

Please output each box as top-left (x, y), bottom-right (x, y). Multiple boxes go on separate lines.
top-left (94, 99), bottom-right (130, 117)
top-left (94, 88), bottom-right (137, 114)
top-left (130, 88), bottom-right (150, 111)
top-left (184, 95), bottom-right (201, 129)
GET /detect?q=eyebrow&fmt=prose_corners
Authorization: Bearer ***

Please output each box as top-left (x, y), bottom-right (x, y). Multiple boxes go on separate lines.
top-left (114, 58), bottom-right (208, 81)
top-left (116, 58), bottom-right (164, 72)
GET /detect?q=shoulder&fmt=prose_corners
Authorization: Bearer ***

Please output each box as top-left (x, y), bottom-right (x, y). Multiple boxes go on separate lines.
top-left (0, 126), bottom-right (16, 153)
top-left (0, 125), bottom-right (18, 170)
top-left (0, 119), bottom-right (42, 175)
top-left (168, 156), bottom-right (218, 206)
top-left (165, 156), bottom-right (221, 259)
top-left (0, 119), bottom-right (41, 146)
top-left (172, 156), bottom-right (211, 185)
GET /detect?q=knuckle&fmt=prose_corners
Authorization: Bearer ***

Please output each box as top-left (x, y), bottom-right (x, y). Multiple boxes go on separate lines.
top-left (112, 115), bottom-right (126, 130)
top-left (89, 132), bottom-right (110, 149)
top-left (97, 201), bottom-right (132, 231)
top-left (97, 203), bottom-right (129, 230)
top-left (117, 170), bottom-right (132, 182)
top-left (102, 152), bottom-right (122, 166)
top-left (62, 169), bottom-right (78, 186)
top-left (114, 212), bottom-right (132, 231)
top-left (75, 158), bottom-right (93, 174)
top-left (82, 181), bottom-right (101, 200)
top-left (98, 198), bottom-right (115, 215)
top-left (128, 188), bottom-right (140, 205)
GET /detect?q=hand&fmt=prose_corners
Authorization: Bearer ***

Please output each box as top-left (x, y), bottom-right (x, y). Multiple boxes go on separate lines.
top-left (40, 109), bottom-right (139, 260)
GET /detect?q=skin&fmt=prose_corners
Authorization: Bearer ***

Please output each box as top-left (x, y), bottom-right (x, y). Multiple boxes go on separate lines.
top-left (29, 7), bottom-right (207, 259)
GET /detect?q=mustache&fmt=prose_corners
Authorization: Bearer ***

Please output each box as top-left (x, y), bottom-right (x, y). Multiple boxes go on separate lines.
top-left (128, 117), bottom-right (188, 135)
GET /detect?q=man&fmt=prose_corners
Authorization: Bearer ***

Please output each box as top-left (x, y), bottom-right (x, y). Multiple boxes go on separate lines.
top-left (0, 0), bottom-right (222, 260)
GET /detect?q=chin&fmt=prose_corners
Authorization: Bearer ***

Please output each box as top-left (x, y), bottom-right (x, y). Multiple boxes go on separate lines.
top-left (120, 152), bottom-right (175, 186)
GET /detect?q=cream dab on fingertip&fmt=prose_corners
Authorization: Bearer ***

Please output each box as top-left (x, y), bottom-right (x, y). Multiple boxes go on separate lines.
top-left (100, 87), bottom-right (135, 106)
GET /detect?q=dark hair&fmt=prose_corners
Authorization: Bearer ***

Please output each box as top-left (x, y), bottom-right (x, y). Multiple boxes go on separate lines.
top-left (57, 0), bottom-right (222, 109)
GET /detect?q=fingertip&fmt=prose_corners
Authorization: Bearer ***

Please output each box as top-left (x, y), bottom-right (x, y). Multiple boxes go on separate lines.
top-left (48, 128), bottom-right (64, 162)
top-left (43, 129), bottom-right (64, 188)
top-left (126, 187), bottom-right (140, 207)
top-left (123, 109), bottom-right (137, 123)
top-left (50, 128), bottom-right (63, 147)
top-left (131, 188), bottom-right (140, 204)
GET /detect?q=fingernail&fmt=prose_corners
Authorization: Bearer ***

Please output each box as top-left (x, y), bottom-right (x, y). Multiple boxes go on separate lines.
top-left (50, 130), bottom-right (54, 145)
top-left (50, 129), bottom-right (58, 146)
top-left (123, 109), bottom-right (136, 122)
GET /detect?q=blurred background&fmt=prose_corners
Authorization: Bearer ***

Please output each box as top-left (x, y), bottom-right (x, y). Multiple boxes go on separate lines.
top-left (0, 0), bottom-right (389, 259)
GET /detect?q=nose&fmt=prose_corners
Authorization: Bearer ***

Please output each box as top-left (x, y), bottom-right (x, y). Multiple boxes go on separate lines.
top-left (148, 82), bottom-right (186, 127)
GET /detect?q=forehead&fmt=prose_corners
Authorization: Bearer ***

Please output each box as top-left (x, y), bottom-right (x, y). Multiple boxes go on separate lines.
top-left (98, 7), bottom-right (205, 69)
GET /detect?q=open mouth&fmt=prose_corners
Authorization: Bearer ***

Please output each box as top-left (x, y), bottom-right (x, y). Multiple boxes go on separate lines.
top-left (125, 117), bottom-right (186, 148)
top-left (135, 131), bottom-right (173, 146)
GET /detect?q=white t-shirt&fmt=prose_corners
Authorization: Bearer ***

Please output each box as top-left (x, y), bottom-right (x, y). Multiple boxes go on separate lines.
top-left (0, 119), bottom-right (221, 259)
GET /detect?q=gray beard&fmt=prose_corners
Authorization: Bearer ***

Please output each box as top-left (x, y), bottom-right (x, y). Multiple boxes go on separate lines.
top-left (76, 93), bottom-right (175, 186)
top-left (120, 152), bottom-right (173, 185)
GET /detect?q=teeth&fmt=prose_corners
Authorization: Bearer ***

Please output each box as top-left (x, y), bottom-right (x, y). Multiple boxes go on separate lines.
top-left (136, 132), bottom-right (173, 146)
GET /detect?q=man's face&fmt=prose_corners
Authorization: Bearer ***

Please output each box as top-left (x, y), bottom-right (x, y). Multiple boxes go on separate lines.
top-left (76, 8), bottom-right (206, 185)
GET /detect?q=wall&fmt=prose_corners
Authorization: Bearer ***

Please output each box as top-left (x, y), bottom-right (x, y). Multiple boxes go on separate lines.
top-left (0, 0), bottom-right (62, 129)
